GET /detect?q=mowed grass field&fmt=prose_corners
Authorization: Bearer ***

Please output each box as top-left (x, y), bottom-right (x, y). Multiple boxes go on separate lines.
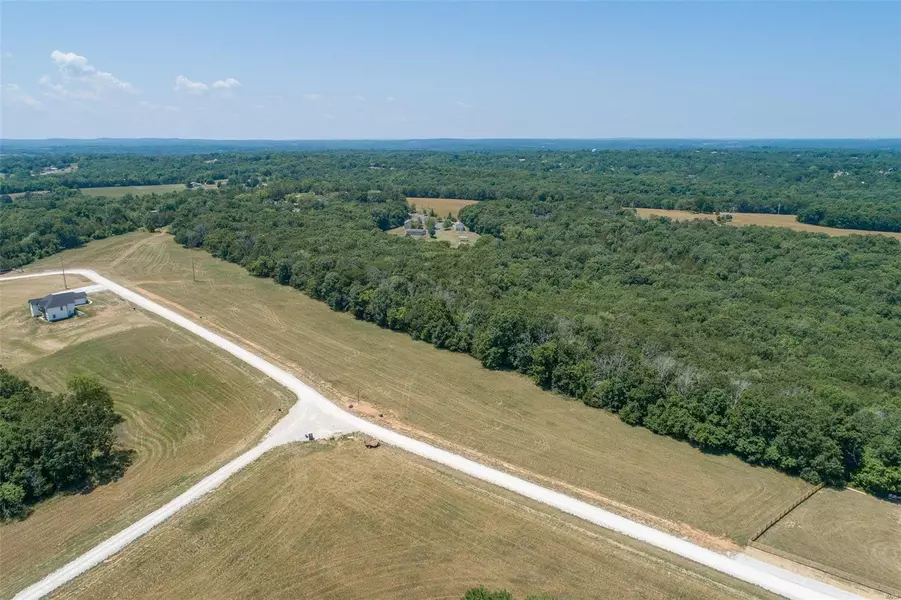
top-left (78, 184), bottom-right (186, 197)
top-left (27, 233), bottom-right (813, 548)
top-left (0, 277), bottom-right (294, 597)
top-left (53, 440), bottom-right (779, 600)
top-left (633, 207), bottom-right (901, 240)
top-left (757, 489), bottom-right (901, 594)
top-left (407, 196), bottom-right (478, 217)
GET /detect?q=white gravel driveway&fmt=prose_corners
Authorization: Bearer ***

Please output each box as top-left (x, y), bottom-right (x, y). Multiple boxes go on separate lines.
top-left (3, 270), bottom-right (856, 600)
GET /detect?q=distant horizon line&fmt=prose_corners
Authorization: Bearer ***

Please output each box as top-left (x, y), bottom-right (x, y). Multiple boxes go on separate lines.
top-left (3, 137), bottom-right (900, 142)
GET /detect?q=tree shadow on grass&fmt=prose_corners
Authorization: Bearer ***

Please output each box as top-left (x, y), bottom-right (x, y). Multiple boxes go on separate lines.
top-left (88, 448), bottom-right (137, 488)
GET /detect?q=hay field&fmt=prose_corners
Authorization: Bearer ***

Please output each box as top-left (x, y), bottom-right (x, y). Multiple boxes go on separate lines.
top-left (632, 207), bottom-right (901, 241)
top-left (407, 196), bottom-right (478, 217)
top-left (26, 233), bottom-right (812, 547)
top-left (79, 184), bottom-right (186, 197)
top-left (757, 489), bottom-right (901, 594)
top-left (0, 277), bottom-right (294, 597)
top-left (53, 441), bottom-right (778, 600)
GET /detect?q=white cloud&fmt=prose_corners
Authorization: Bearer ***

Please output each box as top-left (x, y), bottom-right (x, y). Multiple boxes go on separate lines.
top-left (51, 50), bottom-right (90, 71)
top-left (50, 50), bottom-right (134, 93)
top-left (302, 93), bottom-right (321, 101)
top-left (3, 52), bottom-right (12, 59)
top-left (175, 75), bottom-right (241, 95)
top-left (2, 83), bottom-right (43, 110)
top-left (174, 75), bottom-right (208, 94)
top-left (324, 112), bottom-right (336, 120)
top-left (139, 100), bottom-right (179, 112)
top-left (355, 95), bottom-right (367, 102)
top-left (39, 75), bottom-right (99, 100)
top-left (212, 77), bottom-right (241, 90)
top-left (455, 100), bottom-right (473, 109)
top-left (386, 96), bottom-right (395, 103)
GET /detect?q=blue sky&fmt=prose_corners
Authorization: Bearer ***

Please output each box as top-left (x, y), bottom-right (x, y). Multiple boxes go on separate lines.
top-left (1, 2), bottom-right (899, 139)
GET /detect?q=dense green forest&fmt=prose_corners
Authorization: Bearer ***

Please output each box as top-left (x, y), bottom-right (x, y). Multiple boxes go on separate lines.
top-left (2, 151), bottom-right (900, 496)
top-left (0, 370), bottom-right (127, 519)
top-left (2, 149), bottom-right (900, 232)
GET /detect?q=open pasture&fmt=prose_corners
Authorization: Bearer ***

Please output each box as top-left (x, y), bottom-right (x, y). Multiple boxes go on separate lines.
top-left (632, 207), bottom-right (901, 240)
top-left (757, 488), bottom-right (901, 594)
top-left (52, 441), bottom-right (778, 600)
top-left (78, 184), bottom-right (186, 197)
top-left (407, 196), bottom-right (478, 217)
top-left (0, 276), bottom-right (293, 597)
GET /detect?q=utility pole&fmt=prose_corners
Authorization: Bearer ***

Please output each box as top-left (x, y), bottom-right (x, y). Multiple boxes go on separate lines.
top-left (60, 256), bottom-right (68, 289)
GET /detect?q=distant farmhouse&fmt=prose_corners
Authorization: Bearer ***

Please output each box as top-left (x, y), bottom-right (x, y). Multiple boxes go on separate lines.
top-left (28, 291), bottom-right (88, 322)
top-left (405, 229), bottom-right (428, 238)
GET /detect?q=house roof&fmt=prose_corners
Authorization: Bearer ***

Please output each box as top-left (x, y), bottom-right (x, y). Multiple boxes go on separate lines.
top-left (406, 229), bottom-right (427, 237)
top-left (29, 291), bottom-right (87, 311)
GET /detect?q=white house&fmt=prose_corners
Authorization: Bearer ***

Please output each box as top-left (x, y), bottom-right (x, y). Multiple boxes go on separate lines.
top-left (454, 222), bottom-right (465, 231)
top-left (28, 291), bottom-right (88, 322)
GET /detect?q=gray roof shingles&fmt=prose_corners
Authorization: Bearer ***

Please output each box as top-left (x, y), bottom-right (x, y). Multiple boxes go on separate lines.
top-left (30, 291), bottom-right (87, 311)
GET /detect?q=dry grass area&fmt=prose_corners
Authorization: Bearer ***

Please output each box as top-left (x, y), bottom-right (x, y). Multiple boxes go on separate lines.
top-left (632, 207), bottom-right (901, 240)
top-left (0, 275), bottom-right (141, 368)
top-left (757, 489), bottom-right (901, 594)
top-left (79, 184), bottom-right (186, 197)
top-left (26, 233), bottom-right (813, 548)
top-left (0, 277), bottom-right (293, 597)
top-left (53, 440), bottom-right (778, 600)
top-left (407, 196), bottom-right (478, 217)
top-left (8, 190), bottom-right (50, 199)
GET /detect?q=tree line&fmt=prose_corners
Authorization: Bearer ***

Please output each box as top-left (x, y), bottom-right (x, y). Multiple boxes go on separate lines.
top-left (163, 184), bottom-right (901, 496)
top-left (0, 370), bottom-right (128, 519)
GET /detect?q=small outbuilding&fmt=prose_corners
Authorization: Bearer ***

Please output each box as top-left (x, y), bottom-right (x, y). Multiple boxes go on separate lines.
top-left (28, 291), bottom-right (88, 322)
top-left (405, 229), bottom-right (428, 238)
top-left (454, 221), bottom-right (465, 231)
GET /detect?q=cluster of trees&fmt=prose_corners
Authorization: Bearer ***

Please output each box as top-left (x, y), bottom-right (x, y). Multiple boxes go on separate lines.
top-left (796, 201), bottom-right (901, 233)
top-left (3, 149), bottom-right (900, 496)
top-left (3, 149), bottom-right (900, 232)
top-left (0, 189), bottom-right (188, 270)
top-left (0, 370), bottom-right (128, 519)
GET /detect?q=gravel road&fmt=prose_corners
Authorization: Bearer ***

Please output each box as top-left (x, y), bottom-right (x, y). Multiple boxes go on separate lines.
top-left (4, 270), bottom-right (856, 600)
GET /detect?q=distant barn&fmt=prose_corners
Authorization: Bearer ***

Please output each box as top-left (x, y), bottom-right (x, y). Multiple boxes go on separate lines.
top-left (405, 229), bottom-right (428, 238)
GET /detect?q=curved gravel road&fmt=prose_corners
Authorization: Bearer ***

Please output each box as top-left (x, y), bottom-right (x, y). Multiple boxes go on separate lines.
top-left (4, 270), bottom-right (855, 600)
